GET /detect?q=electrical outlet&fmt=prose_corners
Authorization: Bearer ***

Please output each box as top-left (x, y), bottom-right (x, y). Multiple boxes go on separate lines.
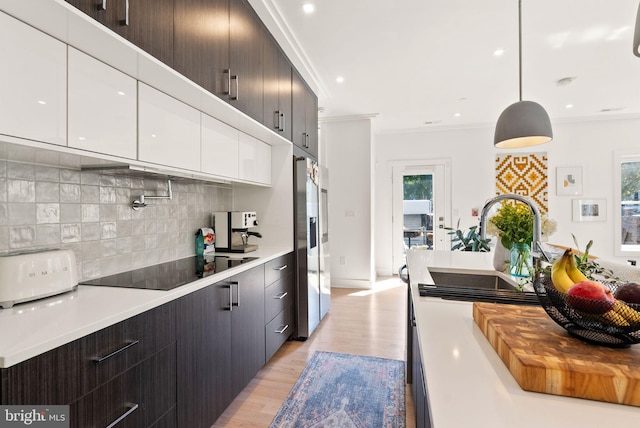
top-left (339, 256), bottom-right (346, 265)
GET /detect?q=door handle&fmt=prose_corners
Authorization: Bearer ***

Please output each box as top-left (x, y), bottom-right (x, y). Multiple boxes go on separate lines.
top-left (231, 75), bottom-right (239, 100)
top-left (274, 324), bottom-right (289, 334)
top-left (231, 281), bottom-right (239, 307)
top-left (92, 340), bottom-right (139, 363)
top-left (274, 291), bottom-right (288, 300)
top-left (121, 0), bottom-right (129, 26)
top-left (100, 0), bottom-right (107, 10)
top-left (224, 69), bottom-right (231, 96)
top-left (105, 403), bottom-right (139, 428)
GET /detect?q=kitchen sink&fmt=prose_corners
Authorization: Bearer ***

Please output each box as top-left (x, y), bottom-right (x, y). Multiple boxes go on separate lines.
top-left (428, 271), bottom-right (517, 291)
top-left (419, 270), bottom-right (540, 305)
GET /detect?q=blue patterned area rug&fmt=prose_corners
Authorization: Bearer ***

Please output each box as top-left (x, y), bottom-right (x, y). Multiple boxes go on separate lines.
top-left (270, 351), bottom-right (406, 428)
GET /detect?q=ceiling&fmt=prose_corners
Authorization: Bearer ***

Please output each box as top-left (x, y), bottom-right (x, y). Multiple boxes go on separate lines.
top-left (255, 0), bottom-right (640, 134)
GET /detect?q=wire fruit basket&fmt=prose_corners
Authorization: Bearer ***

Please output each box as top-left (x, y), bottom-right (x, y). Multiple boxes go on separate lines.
top-left (533, 275), bottom-right (640, 348)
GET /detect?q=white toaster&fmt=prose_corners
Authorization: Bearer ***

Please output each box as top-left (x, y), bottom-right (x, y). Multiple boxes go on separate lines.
top-left (0, 249), bottom-right (78, 309)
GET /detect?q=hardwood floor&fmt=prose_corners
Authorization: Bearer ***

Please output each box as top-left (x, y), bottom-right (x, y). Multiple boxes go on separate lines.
top-left (212, 276), bottom-right (416, 427)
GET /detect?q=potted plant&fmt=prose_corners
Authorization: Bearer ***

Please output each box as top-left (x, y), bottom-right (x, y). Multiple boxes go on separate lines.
top-left (445, 220), bottom-right (491, 252)
top-left (487, 202), bottom-right (556, 277)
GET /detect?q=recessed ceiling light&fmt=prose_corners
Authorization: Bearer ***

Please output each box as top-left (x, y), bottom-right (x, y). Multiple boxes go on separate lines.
top-left (303, 3), bottom-right (315, 14)
top-left (454, 113), bottom-right (461, 118)
top-left (336, 76), bottom-right (344, 83)
top-left (493, 49), bottom-right (505, 56)
top-left (37, 100), bottom-right (46, 105)
top-left (117, 91), bottom-right (126, 96)
top-left (565, 104), bottom-right (573, 109)
top-left (556, 76), bottom-right (576, 86)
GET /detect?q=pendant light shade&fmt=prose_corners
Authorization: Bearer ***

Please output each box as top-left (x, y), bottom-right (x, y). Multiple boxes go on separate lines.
top-left (494, 100), bottom-right (552, 148)
top-left (634, 2), bottom-right (640, 57)
top-left (494, 0), bottom-right (553, 148)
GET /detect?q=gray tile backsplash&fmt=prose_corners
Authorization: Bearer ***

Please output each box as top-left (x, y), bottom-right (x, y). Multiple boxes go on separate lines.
top-left (0, 158), bottom-right (232, 280)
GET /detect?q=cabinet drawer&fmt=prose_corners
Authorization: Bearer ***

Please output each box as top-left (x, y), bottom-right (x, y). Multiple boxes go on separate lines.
top-left (69, 344), bottom-right (176, 428)
top-left (265, 305), bottom-right (293, 362)
top-left (70, 363), bottom-right (143, 428)
top-left (264, 253), bottom-right (295, 286)
top-left (1, 302), bottom-right (176, 406)
top-left (264, 276), bottom-right (294, 324)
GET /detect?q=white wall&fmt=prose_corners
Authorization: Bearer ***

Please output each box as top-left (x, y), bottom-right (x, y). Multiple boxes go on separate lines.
top-left (375, 117), bottom-right (640, 275)
top-left (322, 117), bottom-right (376, 288)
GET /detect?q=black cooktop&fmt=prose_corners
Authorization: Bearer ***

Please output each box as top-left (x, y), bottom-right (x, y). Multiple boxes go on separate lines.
top-left (79, 256), bottom-right (259, 291)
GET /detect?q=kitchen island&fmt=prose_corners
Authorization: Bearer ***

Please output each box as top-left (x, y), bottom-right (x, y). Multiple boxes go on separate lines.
top-left (406, 247), bottom-right (640, 427)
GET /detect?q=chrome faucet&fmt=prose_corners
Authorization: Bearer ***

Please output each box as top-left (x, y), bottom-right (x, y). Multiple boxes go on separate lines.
top-left (479, 193), bottom-right (546, 264)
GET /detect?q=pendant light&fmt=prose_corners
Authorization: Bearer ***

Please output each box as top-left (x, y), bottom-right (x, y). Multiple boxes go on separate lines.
top-left (634, 2), bottom-right (640, 57)
top-left (494, 0), bottom-right (552, 148)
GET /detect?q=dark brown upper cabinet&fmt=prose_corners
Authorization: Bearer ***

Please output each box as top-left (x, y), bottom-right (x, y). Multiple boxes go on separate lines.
top-left (263, 29), bottom-right (292, 141)
top-left (229, 0), bottom-right (264, 123)
top-left (173, 0), bottom-right (230, 98)
top-left (292, 68), bottom-right (318, 157)
top-left (66, 0), bottom-right (174, 68)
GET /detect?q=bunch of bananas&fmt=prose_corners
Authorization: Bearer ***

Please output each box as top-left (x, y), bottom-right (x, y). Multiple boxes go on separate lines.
top-left (550, 249), bottom-right (640, 327)
top-left (550, 249), bottom-right (588, 293)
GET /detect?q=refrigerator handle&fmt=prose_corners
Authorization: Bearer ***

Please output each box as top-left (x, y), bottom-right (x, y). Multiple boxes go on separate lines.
top-left (309, 217), bottom-right (318, 249)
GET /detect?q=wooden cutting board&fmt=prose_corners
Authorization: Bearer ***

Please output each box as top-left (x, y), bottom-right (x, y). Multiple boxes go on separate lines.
top-left (472, 302), bottom-right (640, 406)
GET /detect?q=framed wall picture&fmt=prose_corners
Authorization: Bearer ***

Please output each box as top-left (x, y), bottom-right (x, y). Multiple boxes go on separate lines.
top-left (557, 167), bottom-right (582, 195)
top-left (572, 199), bottom-right (606, 222)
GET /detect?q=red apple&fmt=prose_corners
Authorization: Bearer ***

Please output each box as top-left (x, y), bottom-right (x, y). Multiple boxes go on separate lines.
top-left (566, 280), bottom-right (615, 314)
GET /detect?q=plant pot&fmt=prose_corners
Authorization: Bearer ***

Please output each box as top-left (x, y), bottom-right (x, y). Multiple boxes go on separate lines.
top-left (493, 240), bottom-right (509, 272)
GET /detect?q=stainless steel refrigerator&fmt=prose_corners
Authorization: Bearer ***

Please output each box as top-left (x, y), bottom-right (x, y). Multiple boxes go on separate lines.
top-left (294, 154), bottom-right (329, 339)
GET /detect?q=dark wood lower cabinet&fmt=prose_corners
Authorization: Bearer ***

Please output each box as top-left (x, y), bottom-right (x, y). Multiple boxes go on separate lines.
top-left (176, 264), bottom-right (266, 428)
top-left (176, 281), bottom-right (233, 427)
top-left (0, 303), bottom-right (177, 428)
top-left (409, 292), bottom-right (431, 428)
top-left (230, 266), bottom-right (266, 398)
top-left (1, 254), bottom-right (294, 428)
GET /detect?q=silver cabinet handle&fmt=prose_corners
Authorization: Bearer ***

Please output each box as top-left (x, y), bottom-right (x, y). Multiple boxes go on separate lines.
top-left (274, 111), bottom-right (281, 130)
top-left (274, 324), bottom-right (289, 334)
top-left (119, 0), bottom-right (129, 26)
top-left (231, 75), bottom-right (239, 100)
top-left (232, 281), bottom-right (239, 307)
top-left (274, 112), bottom-right (285, 132)
top-left (92, 340), bottom-right (139, 363)
top-left (274, 291), bottom-right (288, 300)
top-left (105, 403), bottom-right (139, 428)
top-left (225, 283), bottom-right (233, 311)
top-left (101, 0), bottom-right (107, 10)
top-left (280, 113), bottom-right (286, 132)
top-left (274, 264), bottom-right (287, 271)
top-left (224, 69), bottom-right (231, 95)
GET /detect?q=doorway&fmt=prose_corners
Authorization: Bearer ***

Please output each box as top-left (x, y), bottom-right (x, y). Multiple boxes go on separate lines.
top-left (392, 160), bottom-right (451, 271)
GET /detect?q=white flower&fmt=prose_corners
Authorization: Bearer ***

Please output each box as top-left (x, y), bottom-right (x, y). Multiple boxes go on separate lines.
top-left (541, 215), bottom-right (557, 237)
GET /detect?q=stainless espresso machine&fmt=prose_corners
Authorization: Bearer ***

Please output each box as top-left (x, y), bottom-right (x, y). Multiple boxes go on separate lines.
top-left (212, 211), bottom-right (262, 253)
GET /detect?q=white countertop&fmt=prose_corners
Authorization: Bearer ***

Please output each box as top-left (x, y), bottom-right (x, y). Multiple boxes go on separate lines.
top-left (406, 248), bottom-right (640, 427)
top-left (0, 245), bottom-right (291, 368)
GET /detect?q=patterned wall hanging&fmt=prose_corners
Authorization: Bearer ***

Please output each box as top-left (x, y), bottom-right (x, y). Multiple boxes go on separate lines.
top-left (495, 152), bottom-right (548, 213)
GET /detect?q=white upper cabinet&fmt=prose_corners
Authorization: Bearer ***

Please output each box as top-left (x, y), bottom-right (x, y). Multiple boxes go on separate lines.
top-left (138, 82), bottom-right (201, 171)
top-left (68, 47), bottom-right (137, 159)
top-left (0, 11), bottom-right (66, 146)
top-left (239, 132), bottom-right (272, 185)
top-left (201, 113), bottom-right (239, 179)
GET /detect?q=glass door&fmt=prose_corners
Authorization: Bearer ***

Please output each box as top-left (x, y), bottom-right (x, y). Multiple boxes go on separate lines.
top-left (392, 161), bottom-right (451, 271)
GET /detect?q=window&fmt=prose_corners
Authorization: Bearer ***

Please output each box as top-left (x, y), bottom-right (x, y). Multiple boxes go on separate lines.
top-left (614, 152), bottom-right (640, 255)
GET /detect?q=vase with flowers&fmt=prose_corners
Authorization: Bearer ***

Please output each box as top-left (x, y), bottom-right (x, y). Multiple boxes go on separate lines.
top-left (486, 202), bottom-right (556, 277)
